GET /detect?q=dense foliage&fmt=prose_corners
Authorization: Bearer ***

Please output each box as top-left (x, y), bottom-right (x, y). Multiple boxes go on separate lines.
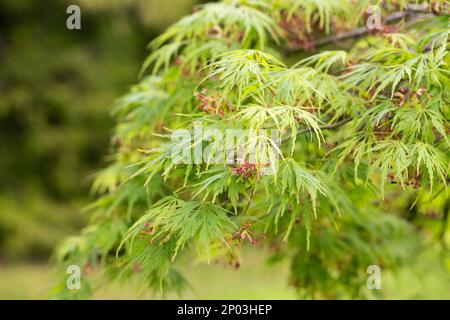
top-left (55, 0), bottom-right (449, 299)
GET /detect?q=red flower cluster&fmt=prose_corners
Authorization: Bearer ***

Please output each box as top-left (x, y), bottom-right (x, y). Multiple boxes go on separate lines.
top-left (139, 223), bottom-right (154, 242)
top-left (194, 88), bottom-right (225, 116)
top-left (230, 223), bottom-right (262, 247)
top-left (231, 161), bottom-right (258, 177)
top-left (240, 223), bottom-right (259, 246)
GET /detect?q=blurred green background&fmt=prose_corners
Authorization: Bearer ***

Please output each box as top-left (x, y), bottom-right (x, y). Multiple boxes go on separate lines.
top-left (0, 0), bottom-right (197, 298)
top-left (0, 0), bottom-right (449, 299)
top-left (0, 0), bottom-right (199, 260)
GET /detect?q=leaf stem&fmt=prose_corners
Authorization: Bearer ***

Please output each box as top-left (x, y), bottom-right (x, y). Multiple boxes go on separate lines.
top-left (240, 183), bottom-right (257, 230)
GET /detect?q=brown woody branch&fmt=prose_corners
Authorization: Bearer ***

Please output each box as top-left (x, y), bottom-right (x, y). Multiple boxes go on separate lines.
top-left (285, 4), bottom-right (437, 54)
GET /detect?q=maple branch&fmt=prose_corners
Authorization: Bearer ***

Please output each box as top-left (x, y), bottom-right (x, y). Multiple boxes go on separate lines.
top-left (285, 4), bottom-right (437, 54)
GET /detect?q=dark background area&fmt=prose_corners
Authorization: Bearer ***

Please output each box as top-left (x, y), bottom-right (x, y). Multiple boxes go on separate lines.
top-left (0, 0), bottom-right (196, 261)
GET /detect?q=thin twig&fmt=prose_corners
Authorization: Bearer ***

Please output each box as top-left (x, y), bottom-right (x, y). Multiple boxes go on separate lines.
top-left (281, 117), bottom-right (352, 144)
top-left (240, 183), bottom-right (257, 230)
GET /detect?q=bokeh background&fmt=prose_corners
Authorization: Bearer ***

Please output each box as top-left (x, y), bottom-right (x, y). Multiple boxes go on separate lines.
top-left (0, 0), bottom-right (197, 298)
top-left (0, 0), bottom-right (449, 299)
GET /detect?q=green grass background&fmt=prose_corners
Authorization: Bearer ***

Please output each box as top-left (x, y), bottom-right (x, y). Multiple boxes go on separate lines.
top-left (1, 249), bottom-right (449, 300)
